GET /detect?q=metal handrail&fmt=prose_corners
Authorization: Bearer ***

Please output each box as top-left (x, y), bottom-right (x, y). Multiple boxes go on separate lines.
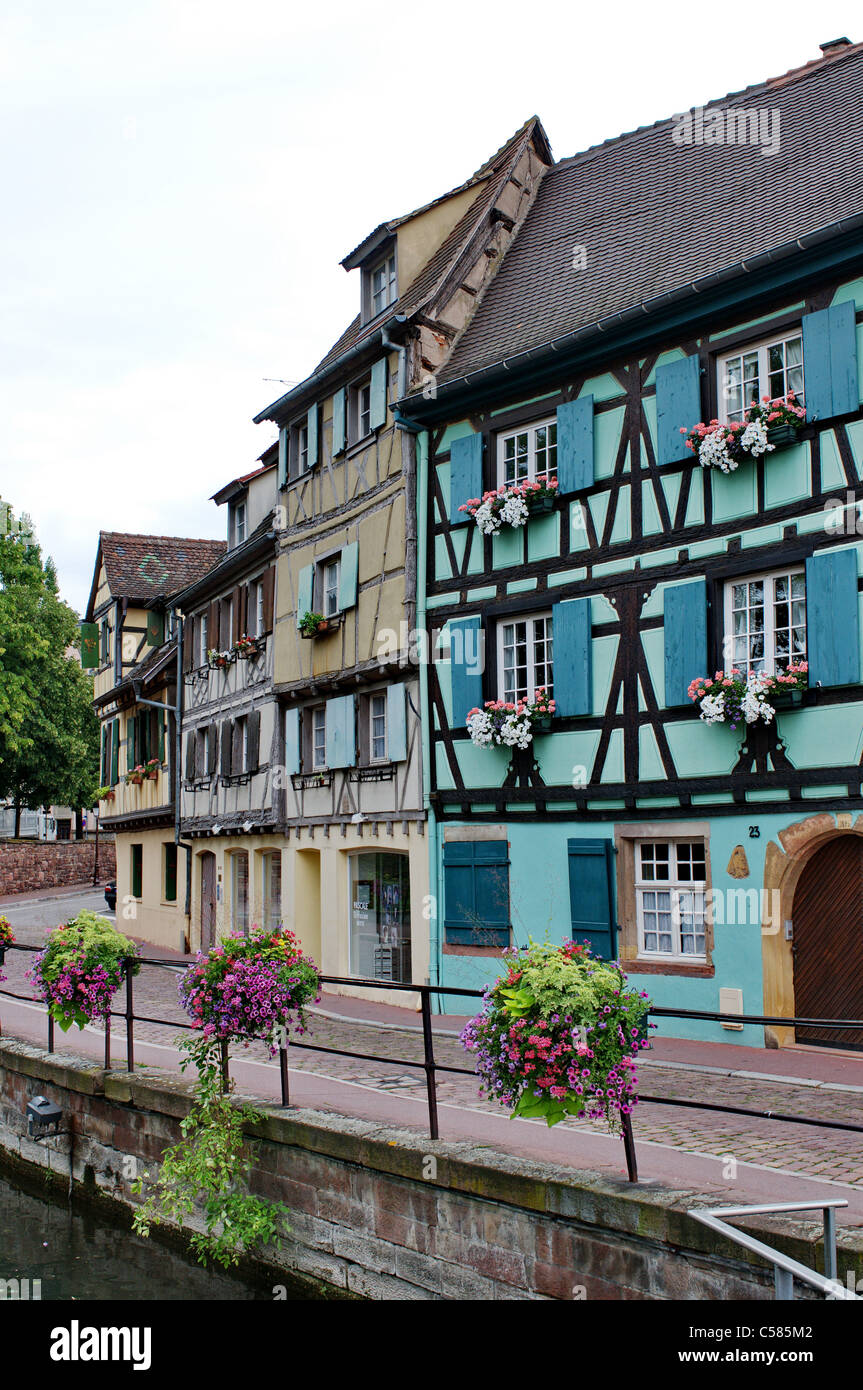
top-left (689, 1200), bottom-right (859, 1300)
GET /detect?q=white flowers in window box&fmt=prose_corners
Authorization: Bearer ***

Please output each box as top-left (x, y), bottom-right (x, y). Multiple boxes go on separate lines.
top-left (688, 662), bottom-right (808, 729)
top-left (458, 480), bottom-right (559, 535)
top-left (465, 689), bottom-right (556, 749)
top-left (681, 393), bottom-right (806, 473)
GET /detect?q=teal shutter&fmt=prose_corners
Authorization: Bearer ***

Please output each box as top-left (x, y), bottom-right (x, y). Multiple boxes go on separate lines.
top-left (801, 303), bottom-right (859, 420)
top-left (656, 355), bottom-right (702, 465)
top-left (307, 405), bottom-right (319, 466)
top-left (805, 549), bottom-right (860, 687)
top-left (551, 598), bottom-right (592, 716)
top-left (332, 388), bottom-right (346, 455)
top-left (449, 432), bottom-right (484, 524)
top-left (79, 621), bottom-right (99, 669)
top-left (325, 694), bottom-right (356, 768)
top-left (278, 426), bottom-right (288, 488)
top-left (338, 541), bottom-right (358, 610)
top-left (284, 709), bottom-right (300, 775)
top-left (664, 579), bottom-right (707, 706)
top-left (387, 682), bottom-right (407, 762)
top-left (567, 839), bottom-right (617, 959)
top-left (110, 720), bottom-right (119, 785)
top-left (296, 563), bottom-right (314, 626)
top-left (443, 840), bottom-right (510, 947)
top-left (449, 615), bottom-right (484, 723)
top-left (370, 359), bottom-right (388, 430)
top-left (556, 396), bottom-right (594, 493)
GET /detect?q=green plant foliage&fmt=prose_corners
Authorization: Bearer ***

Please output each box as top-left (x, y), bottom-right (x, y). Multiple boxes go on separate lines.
top-left (28, 910), bottom-right (141, 1030)
top-left (132, 1035), bottom-right (290, 1269)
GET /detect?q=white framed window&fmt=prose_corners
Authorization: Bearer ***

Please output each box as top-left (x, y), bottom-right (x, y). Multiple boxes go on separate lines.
top-left (319, 558), bottom-right (340, 617)
top-left (497, 418), bottom-right (557, 487)
top-left (717, 331), bottom-right (804, 423)
top-left (260, 850), bottom-right (282, 930)
top-left (200, 726), bottom-right (210, 773)
top-left (199, 613), bottom-right (208, 666)
top-left (636, 840), bottom-right (707, 960)
top-left (497, 613), bottom-right (553, 704)
top-left (369, 253), bottom-right (397, 319)
top-left (370, 693), bottom-right (387, 762)
top-left (312, 706), bottom-right (326, 770)
top-left (350, 380), bottom-right (371, 442)
top-left (251, 579), bottom-right (265, 637)
top-left (234, 502), bottom-right (247, 547)
top-left (231, 851), bottom-right (250, 936)
top-left (724, 568), bottom-right (806, 677)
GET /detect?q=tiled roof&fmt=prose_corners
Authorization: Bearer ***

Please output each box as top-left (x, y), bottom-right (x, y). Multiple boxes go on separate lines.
top-left (98, 533), bottom-right (227, 604)
top-left (434, 42), bottom-right (863, 385)
top-left (308, 118), bottom-right (551, 379)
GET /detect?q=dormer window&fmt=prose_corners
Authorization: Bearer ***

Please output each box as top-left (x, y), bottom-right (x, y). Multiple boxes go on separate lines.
top-left (362, 247), bottom-right (397, 322)
top-left (233, 501), bottom-right (247, 547)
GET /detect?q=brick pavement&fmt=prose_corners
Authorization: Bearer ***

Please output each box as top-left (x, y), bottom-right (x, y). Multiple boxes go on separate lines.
top-left (3, 889), bottom-right (863, 1193)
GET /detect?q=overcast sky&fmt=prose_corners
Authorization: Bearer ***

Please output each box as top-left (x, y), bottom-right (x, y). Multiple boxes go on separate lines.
top-left (1, 1), bottom-right (858, 611)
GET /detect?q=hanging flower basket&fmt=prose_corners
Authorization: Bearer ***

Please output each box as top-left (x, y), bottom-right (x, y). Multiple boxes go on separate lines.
top-left (125, 765), bottom-right (146, 786)
top-left (466, 688), bottom-right (555, 749)
top-left (27, 911), bottom-right (141, 1031)
top-left (0, 916), bottom-right (14, 977)
top-left (207, 648), bottom-right (235, 670)
top-left (461, 940), bottom-right (652, 1130)
top-left (688, 662), bottom-right (808, 729)
top-left (681, 393), bottom-right (806, 473)
top-left (458, 480), bottom-right (559, 535)
top-left (178, 926), bottom-right (320, 1055)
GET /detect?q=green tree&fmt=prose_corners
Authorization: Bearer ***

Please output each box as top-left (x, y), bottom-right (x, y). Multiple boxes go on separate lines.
top-left (0, 501), bottom-right (100, 831)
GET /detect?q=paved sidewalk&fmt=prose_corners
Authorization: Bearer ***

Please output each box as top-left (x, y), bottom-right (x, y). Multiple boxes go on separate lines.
top-left (3, 887), bottom-right (863, 1224)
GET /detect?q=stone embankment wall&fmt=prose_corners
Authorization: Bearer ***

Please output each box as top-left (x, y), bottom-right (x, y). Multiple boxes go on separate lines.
top-left (0, 840), bottom-right (115, 896)
top-left (0, 1038), bottom-right (859, 1301)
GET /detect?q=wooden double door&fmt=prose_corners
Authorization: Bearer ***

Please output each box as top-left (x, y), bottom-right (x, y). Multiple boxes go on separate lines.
top-left (793, 836), bottom-right (863, 1048)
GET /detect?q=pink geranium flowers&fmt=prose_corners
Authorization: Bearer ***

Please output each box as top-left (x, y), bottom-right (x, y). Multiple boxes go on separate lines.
top-left (458, 478), bottom-right (558, 535)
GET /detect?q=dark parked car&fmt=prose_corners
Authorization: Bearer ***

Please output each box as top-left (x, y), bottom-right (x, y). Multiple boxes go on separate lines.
top-left (104, 881), bottom-right (117, 913)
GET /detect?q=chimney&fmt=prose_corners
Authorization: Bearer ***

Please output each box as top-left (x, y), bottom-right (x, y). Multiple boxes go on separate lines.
top-left (820, 37), bottom-right (852, 55)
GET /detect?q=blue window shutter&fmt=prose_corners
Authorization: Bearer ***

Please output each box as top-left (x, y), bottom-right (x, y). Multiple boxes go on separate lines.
top-left (567, 839), bottom-right (617, 960)
top-left (296, 563), bottom-right (314, 627)
top-left (370, 358), bottom-right (388, 430)
top-left (805, 549), bottom-right (860, 687)
top-left (325, 694), bottom-right (356, 768)
top-left (307, 405), bottom-right (319, 466)
top-left (664, 579), bottom-right (707, 706)
top-left (278, 426), bottom-right (288, 488)
top-left (443, 840), bottom-right (510, 947)
top-left (449, 433), bottom-right (484, 525)
top-left (338, 541), bottom-right (358, 610)
top-left (387, 682), bottom-right (407, 762)
top-left (802, 303), bottom-right (859, 420)
top-left (656, 355), bottom-right (702, 465)
top-left (556, 396), bottom-right (594, 493)
top-left (551, 598), bottom-right (592, 716)
top-left (449, 615), bottom-right (484, 723)
top-left (284, 709), bottom-right (300, 775)
top-left (332, 388), bottom-right (346, 455)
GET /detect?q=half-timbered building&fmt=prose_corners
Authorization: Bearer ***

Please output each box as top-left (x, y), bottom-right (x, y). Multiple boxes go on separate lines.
top-left (253, 119), bottom-right (551, 999)
top-left (83, 532), bottom-right (226, 949)
top-left (400, 39), bottom-right (863, 1045)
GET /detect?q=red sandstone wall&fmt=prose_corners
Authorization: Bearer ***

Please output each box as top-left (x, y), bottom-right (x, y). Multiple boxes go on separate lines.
top-left (0, 839), bottom-right (116, 895)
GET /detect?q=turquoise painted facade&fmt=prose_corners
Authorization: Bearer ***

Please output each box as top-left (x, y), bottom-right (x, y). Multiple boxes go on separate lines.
top-left (407, 259), bottom-right (863, 1045)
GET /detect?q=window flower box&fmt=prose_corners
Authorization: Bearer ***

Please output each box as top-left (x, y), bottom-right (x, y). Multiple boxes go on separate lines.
top-left (207, 648), bottom-right (235, 670)
top-left (145, 759), bottom-right (161, 781)
top-left (232, 633), bottom-right (264, 660)
top-left (291, 770), bottom-right (333, 790)
top-left (681, 393), bottom-right (805, 474)
top-left (466, 688), bottom-right (555, 748)
top-left (299, 611), bottom-right (343, 639)
top-left (458, 479), bottom-right (559, 535)
top-left (125, 766), bottom-right (146, 786)
top-left (688, 662), bottom-right (808, 728)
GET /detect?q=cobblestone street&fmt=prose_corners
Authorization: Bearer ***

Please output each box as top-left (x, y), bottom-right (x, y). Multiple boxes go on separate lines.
top-left (3, 888), bottom-right (863, 1201)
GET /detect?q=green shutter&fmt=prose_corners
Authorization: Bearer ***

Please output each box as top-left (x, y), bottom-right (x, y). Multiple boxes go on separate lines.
top-left (656, 355), bottom-right (702, 465)
top-left (127, 715), bottom-right (137, 771)
top-left (79, 622), bottom-right (99, 670)
top-left (387, 682), bottom-right (407, 762)
top-left (805, 549), bottom-right (860, 687)
top-left (449, 616), bottom-right (484, 723)
top-left (146, 610), bottom-right (165, 646)
top-left (131, 846), bottom-right (142, 900)
top-left (110, 720), bottom-right (119, 785)
top-left (551, 598), bottom-right (592, 716)
top-left (567, 839), bottom-right (617, 960)
top-left (370, 358), bottom-right (387, 430)
top-left (338, 542), bottom-right (358, 610)
top-left (100, 724), bottom-right (108, 785)
top-left (556, 396), bottom-right (594, 493)
top-left (801, 303), bottom-right (859, 420)
top-left (664, 579), bottom-right (708, 706)
top-left (443, 840), bottom-right (510, 947)
top-left (278, 426), bottom-right (288, 488)
top-left (158, 711), bottom-right (166, 763)
top-left (332, 388), bottom-right (346, 455)
top-left (325, 694), bottom-right (356, 768)
top-left (307, 404), bottom-right (319, 466)
top-left (449, 433), bottom-right (483, 525)
top-left (164, 844), bottom-right (177, 903)
top-left (285, 708), bottom-right (300, 775)
top-left (296, 563), bottom-right (314, 626)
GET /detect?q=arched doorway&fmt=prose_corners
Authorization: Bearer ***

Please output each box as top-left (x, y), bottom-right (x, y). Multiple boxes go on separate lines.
top-left (792, 835), bottom-right (863, 1048)
top-left (199, 851), bottom-right (217, 952)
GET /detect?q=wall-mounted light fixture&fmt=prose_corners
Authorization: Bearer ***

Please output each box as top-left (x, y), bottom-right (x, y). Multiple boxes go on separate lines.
top-left (26, 1096), bottom-right (66, 1142)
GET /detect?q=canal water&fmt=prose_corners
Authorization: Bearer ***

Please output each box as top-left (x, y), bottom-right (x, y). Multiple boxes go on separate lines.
top-left (0, 1168), bottom-right (314, 1300)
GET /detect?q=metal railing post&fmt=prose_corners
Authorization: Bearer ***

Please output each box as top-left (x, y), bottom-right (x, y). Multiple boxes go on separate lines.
top-left (774, 1266), bottom-right (795, 1299)
top-left (279, 1045), bottom-right (290, 1108)
top-left (419, 986), bottom-right (440, 1141)
top-left (823, 1204), bottom-right (838, 1283)
top-left (220, 1039), bottom-right (229, 1091)
top-left (104, 1013), bottom-right (111, 1070)
top-left (621, 1111), bottom-right (638, 1182)
top-left (47, 1012), bottom-right (54, 1053)
top-left (125, 960), bottom-right (135, 1074)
